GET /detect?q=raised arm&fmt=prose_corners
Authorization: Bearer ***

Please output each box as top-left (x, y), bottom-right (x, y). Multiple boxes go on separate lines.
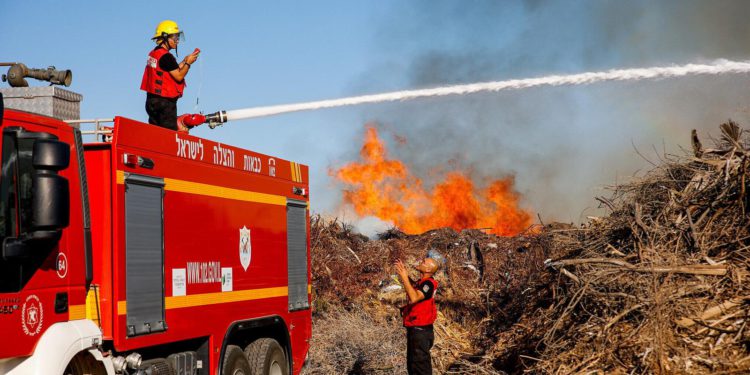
top-left (395, 259), bottom-right (425, 304)
top-left (169, 49), bottom-right (200, 82)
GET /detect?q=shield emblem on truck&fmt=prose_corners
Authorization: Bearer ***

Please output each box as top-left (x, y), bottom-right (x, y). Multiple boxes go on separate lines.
top-left (239, 226), bottom-right (252, 271)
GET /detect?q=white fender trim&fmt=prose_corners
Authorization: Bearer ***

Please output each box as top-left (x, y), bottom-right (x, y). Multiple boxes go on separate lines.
top-left (0, 320), bottom-right (111, 375)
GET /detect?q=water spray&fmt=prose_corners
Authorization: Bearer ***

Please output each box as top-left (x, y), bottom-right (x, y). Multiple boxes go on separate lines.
top-left (192, 59), bottom-right (750, 129)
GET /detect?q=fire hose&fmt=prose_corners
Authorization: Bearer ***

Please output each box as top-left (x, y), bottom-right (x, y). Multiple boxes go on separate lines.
top-left (180, 59), bottom-right (750, 132)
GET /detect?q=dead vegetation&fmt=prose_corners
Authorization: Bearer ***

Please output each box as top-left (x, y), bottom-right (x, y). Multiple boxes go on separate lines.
top-left (306, 216), bottom-right (558, 374)
top-left (536, 121), bottom-right (750, 374)
top-left (304, 122), bottom-right (750, 374)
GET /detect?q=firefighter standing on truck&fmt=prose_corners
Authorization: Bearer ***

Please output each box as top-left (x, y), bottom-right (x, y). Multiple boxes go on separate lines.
top-left (395, 257), bottom-right (440, 375)
top-left (141, 20), bottom-right (200, 130)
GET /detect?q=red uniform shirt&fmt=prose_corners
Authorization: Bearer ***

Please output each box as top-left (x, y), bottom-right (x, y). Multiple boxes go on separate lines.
top-left (140, 47), bottom-right (185, 98)
top-left (402, 277), bottom-right (438, 327)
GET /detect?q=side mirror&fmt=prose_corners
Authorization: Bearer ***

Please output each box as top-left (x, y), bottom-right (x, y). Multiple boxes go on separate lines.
top-left (33, 139), bottom-right (70, 171)
top-left (31, 139), bottom-right (70, 231)
top-left (32, 173), bottom-right (69, 230)
top-left (2, 230), bottom-right (63, 259)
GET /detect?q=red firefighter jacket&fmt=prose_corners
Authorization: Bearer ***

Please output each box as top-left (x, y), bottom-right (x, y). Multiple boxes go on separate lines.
top-left (140, 48), bottom-right (185, 98)
top-left (401, 277), bottom-right (438, 327)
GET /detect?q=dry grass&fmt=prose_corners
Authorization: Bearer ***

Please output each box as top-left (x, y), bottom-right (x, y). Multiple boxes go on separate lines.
top-left (303, 305), bottom-right (405, 374)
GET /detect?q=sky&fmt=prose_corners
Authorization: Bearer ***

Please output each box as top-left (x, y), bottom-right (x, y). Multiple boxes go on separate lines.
top-left (3, 1), bottom-right (750, 234)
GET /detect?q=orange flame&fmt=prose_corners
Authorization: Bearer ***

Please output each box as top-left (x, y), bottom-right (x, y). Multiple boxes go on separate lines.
top-left (334, 125), bottom-right (533, 236)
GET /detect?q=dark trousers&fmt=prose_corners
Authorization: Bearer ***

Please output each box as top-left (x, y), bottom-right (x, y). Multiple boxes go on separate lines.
top-left (145, 95), bottom-right (178, 131)
top-left (406, 326), bottom-right (434, 375)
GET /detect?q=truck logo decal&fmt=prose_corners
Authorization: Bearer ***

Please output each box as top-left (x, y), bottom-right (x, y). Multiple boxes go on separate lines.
top-left (240, 226), bottom-right (252, 271)
top-left (268, 158), bottom-right (276, 177)
top-left (21, 295), bottom-right (43, 336)
top-left (56, 252), bottom-right (68, 279)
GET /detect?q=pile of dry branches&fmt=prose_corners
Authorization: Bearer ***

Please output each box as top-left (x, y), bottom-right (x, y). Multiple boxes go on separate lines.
top-left (305, 122), bottom-right (750, 374)
top-left (305, 216), bottom-right (558, 374)
top-left (536, 122), bottom-right (750, 373)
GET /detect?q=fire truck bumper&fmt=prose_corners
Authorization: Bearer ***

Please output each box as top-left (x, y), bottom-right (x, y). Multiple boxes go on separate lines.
top-left (0, 320), bottom-right (112, 375)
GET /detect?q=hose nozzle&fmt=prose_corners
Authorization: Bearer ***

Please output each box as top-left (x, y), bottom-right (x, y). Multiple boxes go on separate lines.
top-left (176, 113), bottom-right (207, 133)
top-left (204, 111), bottom-right (228, 129)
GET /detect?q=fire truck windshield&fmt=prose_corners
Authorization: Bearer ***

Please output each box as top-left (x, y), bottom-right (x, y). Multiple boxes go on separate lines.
top-left (0, 131), bottom-right (36, 240)
top-left (0, 132), bottom-right (17, 241)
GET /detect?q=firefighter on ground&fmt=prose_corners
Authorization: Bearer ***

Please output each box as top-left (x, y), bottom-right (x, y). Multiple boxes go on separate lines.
top-left (141, 20), bottom-right (200, 130)
top-left (395, 257), bottom-right (440, 375)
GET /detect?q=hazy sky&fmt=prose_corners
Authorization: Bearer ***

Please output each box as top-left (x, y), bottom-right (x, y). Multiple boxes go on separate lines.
top-left (4, 1), bottom-right (750, 234)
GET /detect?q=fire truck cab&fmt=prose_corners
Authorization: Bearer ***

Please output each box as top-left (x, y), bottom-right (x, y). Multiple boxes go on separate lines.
top-left (0, 90), bottom-right (311, 375)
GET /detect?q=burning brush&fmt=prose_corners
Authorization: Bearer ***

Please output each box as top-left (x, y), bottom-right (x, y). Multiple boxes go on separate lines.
top-left (333, 125), bottom-right (533, 236)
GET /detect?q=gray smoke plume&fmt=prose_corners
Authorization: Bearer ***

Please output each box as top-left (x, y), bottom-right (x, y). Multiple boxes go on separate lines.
top-left (333, 0), bottom-right (750, 228)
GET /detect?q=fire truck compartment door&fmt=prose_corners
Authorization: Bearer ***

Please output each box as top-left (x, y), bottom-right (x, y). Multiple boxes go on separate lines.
top-left (124, 173), bottom-right (166, 336)
top-left (287, 199), bottom-right (309, 311)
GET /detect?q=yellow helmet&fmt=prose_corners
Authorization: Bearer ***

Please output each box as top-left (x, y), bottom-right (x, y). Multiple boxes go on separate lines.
top-left (152, 20), bottom-right (183, 40)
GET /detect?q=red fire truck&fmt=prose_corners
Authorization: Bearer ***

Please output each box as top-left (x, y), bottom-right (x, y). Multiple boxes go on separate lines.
top-left (0, 88), bottom-right (311, 374)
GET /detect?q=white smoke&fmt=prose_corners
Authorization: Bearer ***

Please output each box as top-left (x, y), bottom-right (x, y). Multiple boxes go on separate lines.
top-left (225, 59), bottom-right (750, 121)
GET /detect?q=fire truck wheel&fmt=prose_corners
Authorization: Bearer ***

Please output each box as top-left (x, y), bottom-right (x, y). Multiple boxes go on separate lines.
top-left (223, 345), bottom-right (253, 375)
top-left (64, 352), bottom-right (107, 375)
top-left (245, 338), bottom-right (288, 375)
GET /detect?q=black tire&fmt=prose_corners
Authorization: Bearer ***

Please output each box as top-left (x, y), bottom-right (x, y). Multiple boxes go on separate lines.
top-left (244, 340), bottom-right (263, 365)
top-left (245, 338), bottom-right (288, 375)
top-left (223, 345), bottom-right (253, 375)
top-left (64, 352), bottom-right (107, 375)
